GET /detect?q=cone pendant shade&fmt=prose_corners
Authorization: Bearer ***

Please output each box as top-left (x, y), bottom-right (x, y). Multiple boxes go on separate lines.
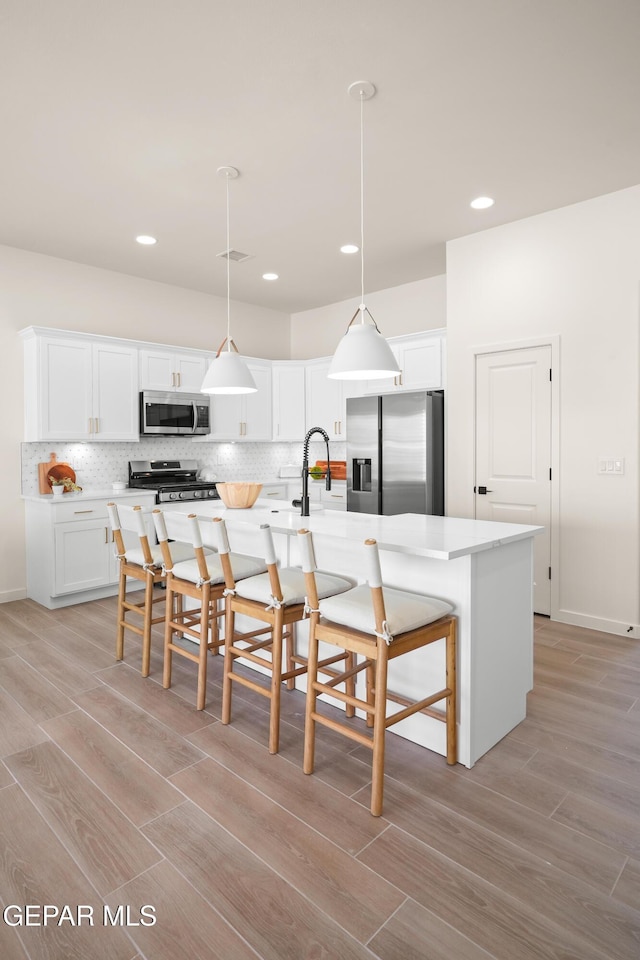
top-left (328, 321), bottom-right (399, 380)
top-left (201, 165), bottom-right (257, 395)
top-left (201, 346), bottom-right (257, 394)
top-left (329, 81), bottom-right (400, 381)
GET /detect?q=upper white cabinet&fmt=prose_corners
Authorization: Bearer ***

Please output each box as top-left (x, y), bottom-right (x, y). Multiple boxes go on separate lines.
top-left (305, 359), bottom-right (366, 440)
top-left (272, 362), bottom-right (306, 441)
top-left (21, 328), bottom-right (139, 442)
top-left (208, 359), bottom-right (272, 440)
top-left (363, 330), bottom-right (446, 394)
top-left (139, 347), bottom-right (210, 393)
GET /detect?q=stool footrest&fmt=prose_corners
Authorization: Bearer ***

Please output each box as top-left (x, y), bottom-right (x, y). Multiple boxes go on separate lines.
top-left (384, 687), bottom-right (451, 728)
top-left (309, 709), bottom-right (373, 749)
top-left (228, 671), bottom-right (271, 699)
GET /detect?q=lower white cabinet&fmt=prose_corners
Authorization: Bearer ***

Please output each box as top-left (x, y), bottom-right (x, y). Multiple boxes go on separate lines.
top-left (320, 484), bottom-right (347, 510)
top-left (25, 493), bottom-right (157, 609)
top-left (259, 482), bottom-right (288, 501)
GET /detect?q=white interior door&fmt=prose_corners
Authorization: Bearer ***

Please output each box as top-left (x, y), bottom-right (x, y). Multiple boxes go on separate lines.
top-left (475, 346), bottom-right (552, 615)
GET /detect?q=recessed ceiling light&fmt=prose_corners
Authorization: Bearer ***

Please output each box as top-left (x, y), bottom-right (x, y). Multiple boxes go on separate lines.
top-left (470, 197), bottom-right (494, 210)
top-left (136, 235), bottom-right (157, 245)
top-left (262, 272), bottom-right (279, 281)
top-left (340, 244), bottom-right (360, 254)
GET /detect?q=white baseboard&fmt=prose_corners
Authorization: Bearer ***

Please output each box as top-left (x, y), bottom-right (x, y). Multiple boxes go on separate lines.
top-left (0, 587), bottom-right (28, 604)
top-left (555, 609), bottom-right (640, 639)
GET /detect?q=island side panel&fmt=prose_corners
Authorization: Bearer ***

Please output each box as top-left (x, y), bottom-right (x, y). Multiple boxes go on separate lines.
top-left (468, 537), bottom-right (534, 764)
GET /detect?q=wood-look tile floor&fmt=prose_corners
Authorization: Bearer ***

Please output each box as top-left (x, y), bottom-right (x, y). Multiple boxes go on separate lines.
top-left (0, 595), bottom-right (638, 960)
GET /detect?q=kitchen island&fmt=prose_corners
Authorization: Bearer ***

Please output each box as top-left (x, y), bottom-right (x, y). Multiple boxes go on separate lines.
top-left (162, 498), bottom-right (543, 767)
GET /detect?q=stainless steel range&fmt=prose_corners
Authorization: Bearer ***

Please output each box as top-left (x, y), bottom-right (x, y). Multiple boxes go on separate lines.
top-left (128, 460), bottom-right (220, 503)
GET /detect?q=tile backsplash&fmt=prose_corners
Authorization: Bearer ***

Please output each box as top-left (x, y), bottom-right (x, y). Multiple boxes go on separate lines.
top-left (21, 439), bottom-right (346, 495)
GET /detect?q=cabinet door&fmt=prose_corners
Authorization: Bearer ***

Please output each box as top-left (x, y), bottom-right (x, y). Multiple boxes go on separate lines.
top-left (272, 363), bottom-right (306, 440)
top-left (139, 349), bottom-right (176, 391)
top-left (175, 352), bottom-right (209, 393)
top-left (54, 519), bottom-right (114, 594)
top-left (244, 362), bottom-right (272, 439)
top-left (39, 337), bottom-right (93, 441)
top-left (140, 349), bottom-right (209, 392)
top-left (399, 336), bottom-right (443, 389)
top-left (305, 360), bottom-right (344, 441)
top-left (208, 394), bottom-right (244, 439)
top-left (92, 342), bottom-right (139, 440)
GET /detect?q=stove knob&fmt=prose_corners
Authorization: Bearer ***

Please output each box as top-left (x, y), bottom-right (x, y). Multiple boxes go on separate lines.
top-left (193, 490), bottom-right (202, 499)
top-left (169, 492), bottom-right (179, 501)
top-left (179, 491), bottom-right (189, 500)
top-left (208, 489), bottom-right (215, 497)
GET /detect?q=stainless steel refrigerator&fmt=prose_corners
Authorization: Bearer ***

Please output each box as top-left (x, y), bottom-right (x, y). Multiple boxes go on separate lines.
top-left (346, 390), bottom-right (444, 515)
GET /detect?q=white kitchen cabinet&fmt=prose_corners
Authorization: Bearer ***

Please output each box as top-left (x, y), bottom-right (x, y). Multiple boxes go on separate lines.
top-left (272, 362), bottom-right (306, 440)
top-left (139, 347), bottom-right (211, 393)
top-left (363, 330), bottom-right (446, 394)
top-left (21, 328), bottom-right (139, 442)
top-left (320, 483), bottom-right (347, 510)
top-left (208, 359), bottom-right (272, 440)
top-left (305, 359), bottom-right (365, 440)
top-left (25, 492), bottom-right (157, 609)
top-left (259, 482), bottom-right (288, 502)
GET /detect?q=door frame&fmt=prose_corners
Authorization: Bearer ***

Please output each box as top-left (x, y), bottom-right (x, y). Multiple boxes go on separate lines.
top-left (472, 334), bottom-right (560, 621)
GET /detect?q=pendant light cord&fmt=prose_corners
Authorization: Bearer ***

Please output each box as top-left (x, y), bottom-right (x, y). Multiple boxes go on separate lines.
top-left (359, 90), bottom-right (365, 320)
top-left (225, 172), bottom-right (231, 351)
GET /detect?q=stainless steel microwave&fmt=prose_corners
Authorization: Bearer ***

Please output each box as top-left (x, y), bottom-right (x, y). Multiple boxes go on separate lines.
top-left (139, 391), bottom-right (211, 436)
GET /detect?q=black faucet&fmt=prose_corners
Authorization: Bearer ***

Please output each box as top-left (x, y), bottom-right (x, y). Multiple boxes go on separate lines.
top-left (295, 426), bottom-right (332, 516)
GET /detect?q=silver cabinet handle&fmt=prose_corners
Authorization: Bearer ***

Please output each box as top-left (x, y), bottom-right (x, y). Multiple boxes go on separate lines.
top-left (176, 371), bottom-right (181, 388)
top-left (104, 527), bottom-right (109, 544)
top-left (74, 510), bottom-right (94, 514)
top-left (94, 417), bottom-right (99, 434)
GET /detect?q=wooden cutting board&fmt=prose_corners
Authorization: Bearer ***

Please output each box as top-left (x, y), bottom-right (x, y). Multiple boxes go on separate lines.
top-left (315, 460), bottom-right (347, 479)
top-left (38, 452), bottom-right (76, 494)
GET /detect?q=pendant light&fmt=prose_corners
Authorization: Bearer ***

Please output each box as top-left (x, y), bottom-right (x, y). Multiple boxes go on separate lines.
top-left (328, 82), bottom-right (400, 381)
top-left (201, 166), bottom-right (257, 395)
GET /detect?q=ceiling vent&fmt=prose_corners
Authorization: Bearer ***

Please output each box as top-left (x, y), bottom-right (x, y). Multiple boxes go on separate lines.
top-left (217, 248), bottom-right (253, 262)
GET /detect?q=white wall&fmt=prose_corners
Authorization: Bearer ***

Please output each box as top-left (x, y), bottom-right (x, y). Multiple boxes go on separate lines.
top-left (0, 245), bottom-right (290, 603)
top-left (446, 186), bottom-right (640, 636)
top-left (289, 275), bottom-right (446, 358)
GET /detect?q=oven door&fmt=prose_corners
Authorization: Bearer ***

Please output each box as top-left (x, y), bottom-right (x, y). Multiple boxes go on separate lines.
top-left (140, 391), bottom-right (210, 436)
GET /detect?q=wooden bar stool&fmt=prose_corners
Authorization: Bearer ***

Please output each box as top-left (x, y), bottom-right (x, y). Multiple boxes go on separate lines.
top-left (152, 510), bottom-right (267, 711)
top-left (107, 502), bottom-right (194, 677)
top-left (214, 518), bottom-right (355, 754)
top-left (298, 529), bottom-right (457, 817)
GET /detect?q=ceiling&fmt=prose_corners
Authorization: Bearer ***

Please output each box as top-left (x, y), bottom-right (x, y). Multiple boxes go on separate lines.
top-left (2, 0), bottom-right (640, 315)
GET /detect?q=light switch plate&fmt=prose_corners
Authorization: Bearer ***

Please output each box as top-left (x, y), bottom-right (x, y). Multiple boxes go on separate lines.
top-left (598, 457), bottom-right (624, 474)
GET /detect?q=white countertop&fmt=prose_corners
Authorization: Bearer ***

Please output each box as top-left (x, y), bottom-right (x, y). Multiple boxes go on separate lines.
top-left (162, 497), bottom-right (543, 561)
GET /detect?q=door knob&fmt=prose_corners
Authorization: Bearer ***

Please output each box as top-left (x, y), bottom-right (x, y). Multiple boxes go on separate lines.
top-left (475, 485), bottom-right (493, 495)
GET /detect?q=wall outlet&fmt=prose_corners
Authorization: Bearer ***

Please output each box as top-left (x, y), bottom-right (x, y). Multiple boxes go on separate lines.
top-left (598, 457), bottom-right (624, 475)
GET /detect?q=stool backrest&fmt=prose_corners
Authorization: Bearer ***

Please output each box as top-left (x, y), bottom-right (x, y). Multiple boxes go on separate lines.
top-left (213, 518), bottom-right (282, 601)
top-left (152, 509), bottom-right (213, 578)
top-left (298, 528), bottom-right (319, 611)
top-left (213, 517), bottom-right (236, 590)
top-left (107, 502), bottom-right (154, 565)
top-left (297, 529), bottom-right (388, 634)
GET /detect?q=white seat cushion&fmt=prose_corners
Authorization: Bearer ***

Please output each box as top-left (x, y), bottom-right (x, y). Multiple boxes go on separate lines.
top-left (319, 584), bottom-right (453, 639)
top-left (124, 541), bottom-right (205, 567)
top-left (170, 553), bottom-right (266, 586)
top-left (235, 567), bottom-right (352, 606)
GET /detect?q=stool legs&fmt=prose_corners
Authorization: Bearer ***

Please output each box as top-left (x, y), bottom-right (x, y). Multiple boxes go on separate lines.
top-left (115, 566), bottom-right (127, 663)
top-left (446, 619), bottom-right (457, 765)
top-left (371, 642), bottom-right (389, 817)
top-left (303, 619), bottom-right (320, 776)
